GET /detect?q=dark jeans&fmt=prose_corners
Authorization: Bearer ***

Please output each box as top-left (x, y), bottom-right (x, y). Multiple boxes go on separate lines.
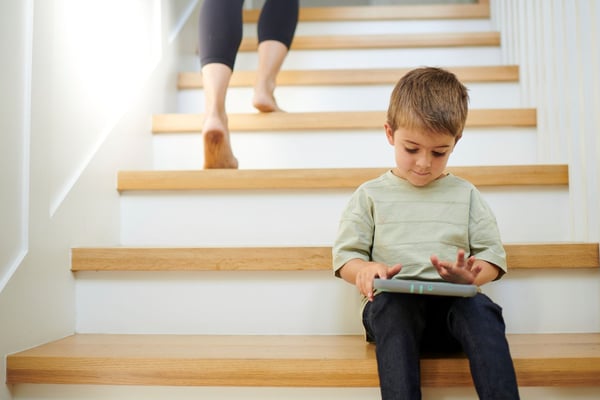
top-left (363, 292), bottom-right (520, 400)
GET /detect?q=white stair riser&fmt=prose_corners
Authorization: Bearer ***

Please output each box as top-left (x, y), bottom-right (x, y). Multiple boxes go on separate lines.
top-left (485, 269), bottom-right (600, 334)
top-left (76, 271), bottom-right (360, 334)
top-left (235, 47), bottom-right (502, 70)
top-left (184, 48), bottom-right (504, 74)
top-left (119, 189), bottom-right (570, 247)
top-left (152, 128), bottom-right (538, 170)
top-left (177, 82), bottom-right (522, 114)
top-left (75, 269), bottom-right (600, 334)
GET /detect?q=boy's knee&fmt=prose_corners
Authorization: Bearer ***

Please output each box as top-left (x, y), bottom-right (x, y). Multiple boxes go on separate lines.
top-left (451, 294), bottom-right (504, 326)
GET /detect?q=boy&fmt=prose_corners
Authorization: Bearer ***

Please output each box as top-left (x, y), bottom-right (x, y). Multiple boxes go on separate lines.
top-left (332, 67), bottom-right (520, 399)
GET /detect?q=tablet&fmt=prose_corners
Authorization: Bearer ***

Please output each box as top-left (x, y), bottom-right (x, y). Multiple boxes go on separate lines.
top-left (373, 278), bottom-right (478, 297)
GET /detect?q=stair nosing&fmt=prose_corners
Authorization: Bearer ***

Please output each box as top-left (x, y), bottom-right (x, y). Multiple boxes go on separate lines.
top-left (116, 165), bottom-right (569, 191)
top-left (152, 109), bottom-right (537, 133)
top-left (8, 333), bottom-right (600, 387)
top-left (243, 4), bottom-right (491, 22)
top-left (71, 243), bottom-right (600, 272)
top-left (239, 32), bottom-right (500, 52)
top-left (178, 66), bottom-right (520, 89)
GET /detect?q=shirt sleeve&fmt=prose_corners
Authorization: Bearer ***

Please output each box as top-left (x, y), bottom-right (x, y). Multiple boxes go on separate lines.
top-left (468, 188), bottom-right (508, 278)
top-left (332, 188), bottom-right (374, 277)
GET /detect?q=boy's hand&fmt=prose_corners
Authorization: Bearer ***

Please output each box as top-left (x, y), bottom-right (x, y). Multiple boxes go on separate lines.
top-left (430, 249), bottom-right (482, 284)
top-left (355, 262), bottom-right (402, 302)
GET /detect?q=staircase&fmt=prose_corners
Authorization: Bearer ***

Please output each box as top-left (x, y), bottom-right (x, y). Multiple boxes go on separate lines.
top-left (7, 2), bottom-right (600, 399)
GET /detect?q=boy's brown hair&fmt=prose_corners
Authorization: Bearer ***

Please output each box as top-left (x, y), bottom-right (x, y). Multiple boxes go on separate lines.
top-left (386, 67), bottom-right (469, 140)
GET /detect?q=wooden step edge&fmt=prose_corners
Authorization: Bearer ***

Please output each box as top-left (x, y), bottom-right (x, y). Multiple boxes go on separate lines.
top-left (71, 243), bottom-right (599, 272)
top-left (239, 32), bottom-right (500, 52)
top-left (7, 333), bottom-right (600, 387)
top-left (116, 165), bottom-right (568, 192)
top-left (152, 109), bottom-right (537, 133)
top-left (178, 65), bottom-right (520, 89)
top-left (243, 3), bottom-right (490, 22)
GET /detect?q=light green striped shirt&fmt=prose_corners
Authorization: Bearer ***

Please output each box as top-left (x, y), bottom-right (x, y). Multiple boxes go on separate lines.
top-left (333, 171), bottom-right (507, 284)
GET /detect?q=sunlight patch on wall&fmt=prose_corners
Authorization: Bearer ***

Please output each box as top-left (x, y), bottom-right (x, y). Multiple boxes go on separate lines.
top-left (56, 0), bottom-right (159, 111)
top-left (49, 0), bottom-right (163, 216)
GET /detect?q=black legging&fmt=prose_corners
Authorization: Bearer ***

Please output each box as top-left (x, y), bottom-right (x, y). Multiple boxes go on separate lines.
top-left (198, 0), bottom-right (299, 70)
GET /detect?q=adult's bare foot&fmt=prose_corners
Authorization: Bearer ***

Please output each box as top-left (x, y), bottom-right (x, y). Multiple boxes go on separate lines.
top-left (252, 91), bottom-right (282, 113)
top-left (202, 117), bottom-right (238, 169)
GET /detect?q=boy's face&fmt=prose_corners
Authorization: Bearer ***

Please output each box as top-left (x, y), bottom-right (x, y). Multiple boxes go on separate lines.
top-left (385, 124), bottom-right (456, 187)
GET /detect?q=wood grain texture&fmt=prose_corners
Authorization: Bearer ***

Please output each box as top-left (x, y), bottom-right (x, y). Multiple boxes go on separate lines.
top-left (243, 4), bottom-right (490, 22)
top-left (151, 109), bottom-right (536, 133)
top-left (7, 333), bottom-right (600, 387)
top-left (116, 165), bottom-right (568, 191)
top-left (505, 242), bottom-right (600, 269)
top-left (239, 32), bottom-right (500, 52)
top-left (71, 243), bottom-right (599, 272)
top-left (178, 66), bottom-right (520, 89)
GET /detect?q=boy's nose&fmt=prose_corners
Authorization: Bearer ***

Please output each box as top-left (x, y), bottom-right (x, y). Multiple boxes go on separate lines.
top-left (416, 154), bottom-right (432, 168)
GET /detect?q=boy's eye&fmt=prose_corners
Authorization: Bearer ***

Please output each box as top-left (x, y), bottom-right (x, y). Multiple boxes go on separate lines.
top-left (404, 147), bottom-right (419, 154)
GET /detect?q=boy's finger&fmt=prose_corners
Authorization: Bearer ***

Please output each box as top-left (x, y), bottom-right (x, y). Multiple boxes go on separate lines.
top-left (456, 250), bottom-right (465, 264)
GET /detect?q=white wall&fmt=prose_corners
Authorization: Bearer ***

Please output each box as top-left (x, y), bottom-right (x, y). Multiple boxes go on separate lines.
top-left (0, 1), bottom-right (196, 399)
top-left (491, 0), bottom-right (600, 242)
top-left (0, 0), bottom-right (31, 308)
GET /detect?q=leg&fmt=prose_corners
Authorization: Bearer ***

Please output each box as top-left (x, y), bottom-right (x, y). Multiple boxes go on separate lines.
top-left (448, 294), bottom-right (520, 399)
top-left (363, 293), bottom-right (426, 400)
top-left (200, 63), bottom-right (238, 169)
top-left (252, 41), bottom-right (288, 112)
top-left (197, 0), bottom-right (243, 168)
top-left (253, 0), bottom-right (299, 112)
top-left (198, 0), bottom-right (244, 69)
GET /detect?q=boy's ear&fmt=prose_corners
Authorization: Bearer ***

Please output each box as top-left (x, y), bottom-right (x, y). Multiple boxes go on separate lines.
top-left (384, 123), bottom-right (395, 145)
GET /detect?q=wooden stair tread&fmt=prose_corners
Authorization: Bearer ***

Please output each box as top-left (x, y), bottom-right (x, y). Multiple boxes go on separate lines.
top-left (152, 109), bottom-right (537, 133)
top-left (244, 4), bottom-right (490, 22)
top-left (238, 32), bottom-right (499, 52)
top-left (7, 333), bottom-right (600, 387)
top-left (71, 243), bottom-right (599, 272)
top-left (178, 65), bottom-right (520, 89)
top-left (116, 165), bottom-right (568, 191)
